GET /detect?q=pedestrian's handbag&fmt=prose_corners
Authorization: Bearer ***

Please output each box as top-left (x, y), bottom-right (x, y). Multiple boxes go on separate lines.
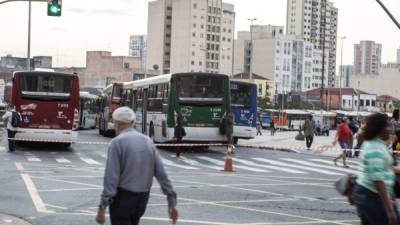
top-left (334, 173), bottom-right (357, 205)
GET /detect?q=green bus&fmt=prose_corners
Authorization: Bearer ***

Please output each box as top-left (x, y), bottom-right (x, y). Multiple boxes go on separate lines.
top-left (122, 72), bottom-right (231, 143)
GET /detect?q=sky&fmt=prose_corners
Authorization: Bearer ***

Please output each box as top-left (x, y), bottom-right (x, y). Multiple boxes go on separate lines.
top-left (0, 0), bottom-right (399, 68)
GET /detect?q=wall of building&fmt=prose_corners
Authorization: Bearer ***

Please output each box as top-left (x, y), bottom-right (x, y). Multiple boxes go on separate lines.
top-left (351, 67), bottom-right (400, 99)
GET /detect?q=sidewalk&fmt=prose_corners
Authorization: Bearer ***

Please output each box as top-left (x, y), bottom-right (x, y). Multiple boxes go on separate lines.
top-left (0, 214), bottom-right (32, 225)
top-left (238, 129), bottom-right (350, 157)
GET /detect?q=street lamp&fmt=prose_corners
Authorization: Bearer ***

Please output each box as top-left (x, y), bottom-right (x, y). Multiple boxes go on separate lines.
top-left (247, 18), bottom-right (257, 80)
top-left (338, 36), bottom-right (346, 110)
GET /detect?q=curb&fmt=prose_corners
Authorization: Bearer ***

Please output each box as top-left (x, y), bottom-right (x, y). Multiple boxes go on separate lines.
top-left (0, 213), bottom-right (33, 225)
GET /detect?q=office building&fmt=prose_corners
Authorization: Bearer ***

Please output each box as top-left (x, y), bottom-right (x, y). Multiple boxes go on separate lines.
top-left (354, 40), bottom-right (382, 75)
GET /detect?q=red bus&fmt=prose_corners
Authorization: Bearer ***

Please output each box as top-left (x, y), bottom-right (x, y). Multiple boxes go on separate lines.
top-left (98, 82), bottom-right (124, 136)
top-left (12, 71), bottom-right (80, 145)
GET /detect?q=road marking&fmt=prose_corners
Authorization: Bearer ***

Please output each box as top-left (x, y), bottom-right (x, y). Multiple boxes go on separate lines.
top-left (281, 158), bottom-right (354, 173)
top-left (55, 158), bottom-right (71, 164)
top-left (99, 153), bottom-right (107, 159)
top-left (310, 158), bottom-right (360, 168)
top-left (179, 156), bottom-right (221, 170)
top-left (235, 158), bottom-right (307, 174)
top-left (252, 158), bottom-right (342, 176)
top-left (79, 157), bottom-right (101, 165)
top-left (197, 156), bottom-right (270, 173)
top-left (161, 157), bottom-right (199, 170)
top-left (21, 174), bottom-right (54, 213)
top-left (27, 157), bottom-right (41, 162)
top-left (15, 162), bottom-right (24, 171)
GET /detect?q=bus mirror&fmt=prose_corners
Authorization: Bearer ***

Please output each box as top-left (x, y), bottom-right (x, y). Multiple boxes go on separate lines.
top-left (162, 104), bottom-right (168, 113)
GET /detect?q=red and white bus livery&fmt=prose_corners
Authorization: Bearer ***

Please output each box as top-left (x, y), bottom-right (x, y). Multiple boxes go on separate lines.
top-left (12, 71), bottom-right (80, 145)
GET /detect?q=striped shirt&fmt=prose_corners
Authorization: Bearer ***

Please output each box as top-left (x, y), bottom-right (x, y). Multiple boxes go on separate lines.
top-left (356, 138), bottom-right (394, 195)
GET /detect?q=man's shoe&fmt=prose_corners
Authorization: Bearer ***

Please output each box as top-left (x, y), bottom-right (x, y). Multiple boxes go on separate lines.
top-left (333, 159), bottom-right (338, 166)
top-left (343, 165), bottom-right (350, 168)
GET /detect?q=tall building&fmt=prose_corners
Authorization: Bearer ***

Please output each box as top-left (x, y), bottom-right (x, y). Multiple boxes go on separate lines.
top-left (129, 35), bottom-right (147, 70)
top-left (339, 65), bottom-right (353, 88)
top-left (146, 0), bottom-right (235, 75)
top-left (354, 40), bottom-right (382, 75)
top-left (274, 35), bottom-right (314, 94)
top-left (233, 25), bottom-right (283, 78)
top-left (286, 0), bottom-right (338, 88)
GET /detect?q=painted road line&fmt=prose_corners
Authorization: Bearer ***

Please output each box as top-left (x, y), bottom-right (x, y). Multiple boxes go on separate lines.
top-left (310, 158), bottom-right (360, 168)
top-left (27, 157), bottom-right (41, 162)
top-left (197, 156), bottom-right (270, 173)
top-left (179, 156), bottom-right (221, 170)
top-left (235, 158), bottom-right (307, 174)
top-left (161, 158), bottom-right (199, 170)
top-left (79, 157), bottom-right (101, 165)
top-left (15, 162), bottom-right (24, 171)
top-left (252, 158), bottom-right (343, 176)
top-left (281, 158), bottom-right (354, 173)
top-left (21, 174), bottom-right (54, 213)
top-left (55, 158), bottom-right (71, 164)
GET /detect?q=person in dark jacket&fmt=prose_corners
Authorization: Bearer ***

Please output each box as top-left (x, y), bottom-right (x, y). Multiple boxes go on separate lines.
top-left (226, 112), bottom-right (234, 145)
top-left (174, 115), bottom-right (186, 157)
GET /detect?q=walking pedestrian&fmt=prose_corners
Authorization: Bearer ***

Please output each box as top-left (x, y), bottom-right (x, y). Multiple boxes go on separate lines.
top-left (270, 120), bottom-right (275, 136)
top-left (333, 118), bottom-right (351, 168)
top-left (303, 115), bottom-right (315, 150)
top-left (1, 105), bottom-right (21, 152)
top-left (352, 113), bottom-right (399, 225)
top-left (226, 112), bottom-right (234, 145)
top-left (390, 109), bottom-right (400, 135)
top-left (315, 120), bottom-right (321, 136)
top-left (348, 116), bottom-right (359, 150)
top-left (174, 115), bottom-right (186, 157)
top-left (256, 120), bottom-right (262, 136)
top-left (96, 107), bottom-right (178, 225)
top-left (392, 130), bottom-right (400, 159)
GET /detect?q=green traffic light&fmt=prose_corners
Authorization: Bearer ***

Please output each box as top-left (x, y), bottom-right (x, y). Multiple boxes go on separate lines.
top-left (49, 5), bottom-right (60, 14)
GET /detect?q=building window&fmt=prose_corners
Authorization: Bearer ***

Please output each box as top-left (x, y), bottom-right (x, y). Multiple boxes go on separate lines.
top-left (193, 23), bottom-right (197, 28)
top-left (192, 32), bottom-right (196, 37)
top-left (258, 84), bottom-right (262, 96)
top-left (167, 6), bottom-right (172, 11)
top-left (191, 60), bottom-right (195, 65)
top-left (124, 63), bottom-right (130, 69)
top-left (193, 3), bottom-right (197, 8)
top-left (192, 51), bottom-right (195, 56)
top-left (366, 100), bottom-right (370, 106)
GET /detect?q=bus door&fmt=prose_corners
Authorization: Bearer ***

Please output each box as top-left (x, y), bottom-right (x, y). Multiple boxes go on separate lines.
top-left (142, 88), bottom-right (148, 134)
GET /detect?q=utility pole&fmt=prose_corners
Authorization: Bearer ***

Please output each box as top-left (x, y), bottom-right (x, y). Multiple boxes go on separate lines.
top-left (338, 36), bottom-right (346, 110)
top-left (319, 0), bottom-right (327, 110)
top-left (247, 18), bottom-right (257, 81)
top-left (27, 0), bottom-right (32, 71)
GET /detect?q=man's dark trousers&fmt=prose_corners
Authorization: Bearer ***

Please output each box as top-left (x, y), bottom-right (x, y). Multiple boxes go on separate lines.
top-left (110, 188), bottom-right (150, 225)
top-left (305, 135), bottom-right (313, 148)
top-left (7, 129), bottom-right (16, 152)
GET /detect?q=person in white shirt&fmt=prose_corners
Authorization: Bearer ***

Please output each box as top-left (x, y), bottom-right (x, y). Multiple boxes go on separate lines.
top-left (2, 105), bottom-right (21, 152)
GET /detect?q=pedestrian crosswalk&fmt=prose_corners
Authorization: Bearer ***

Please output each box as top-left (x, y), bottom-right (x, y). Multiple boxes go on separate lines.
top-left (6, 151), bottom-right (360, 177)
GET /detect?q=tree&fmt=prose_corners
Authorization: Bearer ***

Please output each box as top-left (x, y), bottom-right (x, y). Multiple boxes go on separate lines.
top-left (394, 101), bottom-right (400, 109)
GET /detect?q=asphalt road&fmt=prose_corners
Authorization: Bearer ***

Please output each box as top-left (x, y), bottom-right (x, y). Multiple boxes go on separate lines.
top-left (0, 130), bottom-right (360, 225)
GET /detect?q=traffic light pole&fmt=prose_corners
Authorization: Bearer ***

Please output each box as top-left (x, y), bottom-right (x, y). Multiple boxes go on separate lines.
top-left (27, 0), bottom-right (31, 71)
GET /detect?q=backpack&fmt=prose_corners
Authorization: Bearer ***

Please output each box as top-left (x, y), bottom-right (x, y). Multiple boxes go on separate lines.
top-left (11, 111), bottom-right (20, 128)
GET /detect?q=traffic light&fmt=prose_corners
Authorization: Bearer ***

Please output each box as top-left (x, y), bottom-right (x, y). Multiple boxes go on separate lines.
top-left (47, 0), bottom-right (62, 17)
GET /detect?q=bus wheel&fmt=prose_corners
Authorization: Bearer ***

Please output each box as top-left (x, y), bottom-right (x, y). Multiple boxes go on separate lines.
top-left (234, 137), bottom-right (239, 145)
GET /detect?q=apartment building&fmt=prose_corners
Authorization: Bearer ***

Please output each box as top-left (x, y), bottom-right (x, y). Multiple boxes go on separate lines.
top-left (354, 41), bottom-right (382, 75)
top-left (286, 0), bottom-right (338, 88)
top-left (146, 0), bottom-right (235, 75)
top-left (129, 35), bottom-right (147, 70)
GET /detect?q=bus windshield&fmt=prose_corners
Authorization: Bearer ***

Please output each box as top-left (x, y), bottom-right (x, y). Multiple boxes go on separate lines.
top-left (231, 83), bottom-right (252, 108)
top-left (112, 84), bottom-right (123, 101)
top-left (176, 75), bottom-right (224, 104)
top-left (19, 73), bottom-right (72, 100)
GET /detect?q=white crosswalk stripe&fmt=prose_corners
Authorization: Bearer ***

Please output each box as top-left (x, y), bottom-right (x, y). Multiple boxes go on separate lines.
top-left (79, 157), bottom-right (101, 165)
top-left (27, 157), bottom-right (41, 162)
top-left (161, 157), bottom-right (199, 170)
top-left (234, 158), bottom-right (307, 174)
top-left (310, 158), bottom-right (360, 168)
top-left (55, 158), bottom-right (71, 164)
top-left (281, 158), bottom-right (354, 173)
top-left (252, 158), bottom-right (342, 176)
top-left (197, 156), bottom-right (270, 173)
top-left (179, 156), bottom-right (221, 170)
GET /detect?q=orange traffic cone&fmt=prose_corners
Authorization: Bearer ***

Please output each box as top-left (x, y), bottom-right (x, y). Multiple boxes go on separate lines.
top-left (223, 144), bottom-right (235, 172)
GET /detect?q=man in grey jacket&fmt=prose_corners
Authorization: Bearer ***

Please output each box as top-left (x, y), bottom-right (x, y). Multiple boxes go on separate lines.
top-left (96, 107), bottom-right (178, 225)
top-left (303, 115), bottom-right (316, 150)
